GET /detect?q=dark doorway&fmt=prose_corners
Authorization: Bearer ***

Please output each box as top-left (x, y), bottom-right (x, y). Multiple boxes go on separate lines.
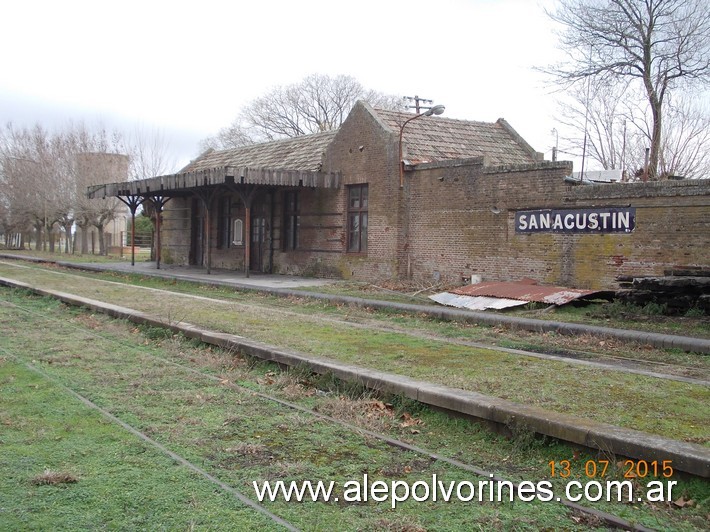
top-left (249, 200), bottom-right (267, 272)
top-left (189, 198), bottom-right (204, 266)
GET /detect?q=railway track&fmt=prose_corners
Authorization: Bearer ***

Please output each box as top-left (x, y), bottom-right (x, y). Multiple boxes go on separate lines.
top-left (0, 293), bottom-right (682, 530)
top-left (1, 259), bottom-right (706, 385)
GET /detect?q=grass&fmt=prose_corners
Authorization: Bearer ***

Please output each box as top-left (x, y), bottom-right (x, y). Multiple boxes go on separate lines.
top-left (542, 299), bottom-right (710, 338)
top-left (3, 249), bottom-right (708, 337)
top-left (0, 292), bottom-right (579, 530)
top-left (1, 257), bottom-right (707, 373)
top-left (1, 289), bottom-right (708, 530)
top-left (0, 259), bottom-right (707, 444)
top-left (0, 248), bottom-right (152, 264)
top-left (30, 470), bottom-right (79, 486)
top-left (0, 361), bottom-right (279, 530)
top-left (297, 278), bottom-right (710, 338)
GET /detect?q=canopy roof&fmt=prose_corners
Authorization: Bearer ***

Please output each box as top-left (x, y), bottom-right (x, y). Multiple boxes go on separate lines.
top-left (87, 131), bottom-right (340, 199)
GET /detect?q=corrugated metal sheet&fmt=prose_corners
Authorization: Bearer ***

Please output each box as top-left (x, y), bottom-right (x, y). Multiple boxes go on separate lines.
top-left (450, 279), bottom-right (600, 305)
top-left (429, 292), bottom-right (527, 311)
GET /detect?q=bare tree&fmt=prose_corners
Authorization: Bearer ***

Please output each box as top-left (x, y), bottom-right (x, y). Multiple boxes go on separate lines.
top-left (67, 123), bottom-right (127, 255)
top-left (127, 126), bottom-right (177, 180)
top-left (657, 96), bottom-right (710, 178)
top-left (556, 80), bottom-right (631, 170)
top-left (545, 0), bottom-right (710, 179)
top-left (0, 124), bottom-right (53, 250)
top-left (201, 122), bottom-right (257, 151)
top-left (557, 84), bottom-right (710, 178)
top-left (1, 121), bottom-right (175, 254)
top-left (51, 134), bottom-right (79, 254)
top-left (202, 73), bottom-right (404, 149)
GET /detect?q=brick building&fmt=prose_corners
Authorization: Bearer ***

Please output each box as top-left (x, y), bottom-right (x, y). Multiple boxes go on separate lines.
top-left (88, 101), bottom-right (710, 289)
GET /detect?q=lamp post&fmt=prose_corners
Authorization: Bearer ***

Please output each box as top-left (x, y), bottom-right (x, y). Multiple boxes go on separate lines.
top-left (398, 104), bottom-right (445, 188)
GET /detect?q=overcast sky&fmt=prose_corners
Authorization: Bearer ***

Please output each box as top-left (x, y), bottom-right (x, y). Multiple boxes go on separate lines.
top-left (1, 0), bottom-right (568, 171)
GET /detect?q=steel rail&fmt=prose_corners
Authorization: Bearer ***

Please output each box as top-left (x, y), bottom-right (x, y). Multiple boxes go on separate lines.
top-left (0, 344), bottom-right (299, 532)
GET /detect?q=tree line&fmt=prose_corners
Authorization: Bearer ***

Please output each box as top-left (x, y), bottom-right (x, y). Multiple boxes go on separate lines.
top-left (0, 123), bottom-right (173, 254)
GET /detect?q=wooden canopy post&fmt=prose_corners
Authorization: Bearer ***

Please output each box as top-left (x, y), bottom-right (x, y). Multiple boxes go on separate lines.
top-left (226, 182), bottom-right (260, 278)
top-left (117, 195), bottom-right (145, 267)
top-left (193, 188), bottom-right (220, 275)
top-left (147, 195), bottom-right (170, 270)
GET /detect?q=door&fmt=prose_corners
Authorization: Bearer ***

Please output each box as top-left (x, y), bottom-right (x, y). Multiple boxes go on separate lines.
top-left (250, 214), bottom-right (266, 272)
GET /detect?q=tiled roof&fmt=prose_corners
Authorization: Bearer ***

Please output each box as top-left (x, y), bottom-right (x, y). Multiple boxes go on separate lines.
top-left (373, 108), bottom-right (539, 166)
top-left (182, 130), bottom-right (337, 173)
top-left (181, 108), bottom-right (538, 175)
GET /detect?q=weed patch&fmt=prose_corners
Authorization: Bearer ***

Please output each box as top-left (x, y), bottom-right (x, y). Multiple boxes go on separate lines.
top-left (30, 469), bottom-right (79, 486)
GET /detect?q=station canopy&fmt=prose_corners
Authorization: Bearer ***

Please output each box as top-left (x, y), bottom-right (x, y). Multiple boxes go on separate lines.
top-left (87, 131), bottom-right (341, 200)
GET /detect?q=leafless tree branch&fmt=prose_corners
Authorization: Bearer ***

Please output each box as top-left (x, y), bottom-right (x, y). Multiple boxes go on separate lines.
top-left (201, 74), bottom-right (404, 149)
top-left (543, 0), bottom-right (710, 178)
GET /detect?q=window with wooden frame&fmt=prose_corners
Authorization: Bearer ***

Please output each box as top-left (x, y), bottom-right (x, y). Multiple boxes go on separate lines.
top-left (347, 184), bottom-right (368, 253)
top-left (283, 190), bottom-right (299, 251)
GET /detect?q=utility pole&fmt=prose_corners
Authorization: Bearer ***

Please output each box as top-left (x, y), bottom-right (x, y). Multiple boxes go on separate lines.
top-left (551, 128), bottom-right (558, 162)
top-left (404, 95), bottom-right (436, 114)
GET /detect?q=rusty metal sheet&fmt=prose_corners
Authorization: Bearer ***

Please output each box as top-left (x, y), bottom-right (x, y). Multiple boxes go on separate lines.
top-left (429, 292), bottom-right (527, 311)
top-left (450, 279), bottom-right (600, 305)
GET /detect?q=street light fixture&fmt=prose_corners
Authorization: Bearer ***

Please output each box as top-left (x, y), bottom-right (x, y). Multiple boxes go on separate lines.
top-left (399, 105), bottom-right (445, 187)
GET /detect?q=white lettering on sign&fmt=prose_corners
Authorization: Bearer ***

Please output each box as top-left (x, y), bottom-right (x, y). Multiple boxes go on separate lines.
top-left (515, 208), bottom-right (636, 233)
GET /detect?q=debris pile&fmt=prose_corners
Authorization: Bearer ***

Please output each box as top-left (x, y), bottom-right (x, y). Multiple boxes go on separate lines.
top-left (617, 269), bottom-right (710, 315)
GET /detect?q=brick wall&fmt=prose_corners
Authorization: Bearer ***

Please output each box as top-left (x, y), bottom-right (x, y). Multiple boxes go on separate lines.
top-left (272, 187), bottom-right (345, 277)
top-left (406, 161), bottom-right (710, 289)
top-left (561, 180), bottom-right (710, 288)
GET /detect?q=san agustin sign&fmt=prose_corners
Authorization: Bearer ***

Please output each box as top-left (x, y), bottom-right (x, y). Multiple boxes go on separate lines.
top-left (515, 207), bottom-right (636, 234)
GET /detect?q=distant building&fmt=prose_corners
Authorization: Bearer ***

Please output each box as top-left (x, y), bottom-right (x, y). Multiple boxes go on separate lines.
top-left (76, 153), bottom-right (129, 253)
top-left (571, 169), bottom-right (624, 183)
